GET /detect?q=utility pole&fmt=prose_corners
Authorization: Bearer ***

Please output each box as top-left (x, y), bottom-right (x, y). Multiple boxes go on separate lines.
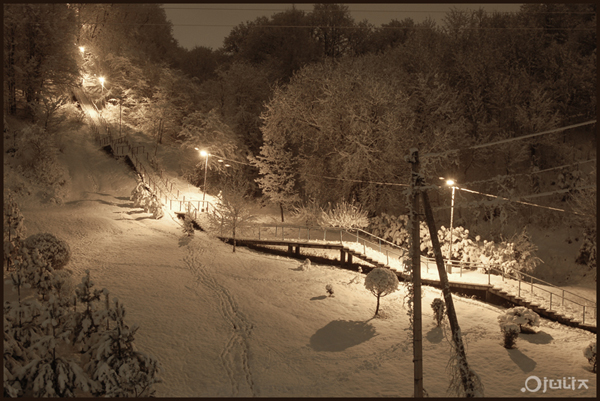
top-left (407, 148), bottom-right (423, 397)
top-left (421, 189), bottom-right (476, 397)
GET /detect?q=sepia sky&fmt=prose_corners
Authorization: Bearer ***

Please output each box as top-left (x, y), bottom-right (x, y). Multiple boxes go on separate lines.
top-left (162, 3), bottom-right (523, 50)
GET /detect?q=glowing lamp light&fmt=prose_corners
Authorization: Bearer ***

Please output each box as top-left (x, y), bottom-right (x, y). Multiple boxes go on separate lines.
top-left (446, 179), bottom-right (455, 186)
top-left (79, 46), bottom-right (85, 53)
top-left (200, 150), bottom-right (208, 157)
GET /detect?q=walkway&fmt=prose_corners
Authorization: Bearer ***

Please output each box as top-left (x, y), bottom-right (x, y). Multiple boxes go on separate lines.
top-left (220, 225), bottom-right (596, 333)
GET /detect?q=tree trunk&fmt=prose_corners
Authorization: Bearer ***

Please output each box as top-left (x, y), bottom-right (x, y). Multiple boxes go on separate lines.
top-left (375, 294), bottom-right (380, 316)
top-left (232, 224), bottom-right (236, 252)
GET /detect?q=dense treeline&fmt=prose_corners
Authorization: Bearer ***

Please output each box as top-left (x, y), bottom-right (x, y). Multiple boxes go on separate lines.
top-left (3, 3), bottom-right (596, 229)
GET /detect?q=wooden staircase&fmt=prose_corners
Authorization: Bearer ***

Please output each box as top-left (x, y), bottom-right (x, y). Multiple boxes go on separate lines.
top-left (488, 286), bottom-right (595, 332)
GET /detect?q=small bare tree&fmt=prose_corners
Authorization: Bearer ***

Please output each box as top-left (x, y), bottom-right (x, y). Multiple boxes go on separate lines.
top-left (209, 171), bottom-right (255, 252)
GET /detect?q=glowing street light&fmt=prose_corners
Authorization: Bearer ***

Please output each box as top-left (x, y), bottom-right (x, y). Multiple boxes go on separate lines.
top-left (99, 76), bottom-right (105, 94)
top-left (79, 46), bottom-right (85, 54)
top-left (440, 177), bottom-right (457, 274)
top-left (195, 148), bottom-right (209, 201)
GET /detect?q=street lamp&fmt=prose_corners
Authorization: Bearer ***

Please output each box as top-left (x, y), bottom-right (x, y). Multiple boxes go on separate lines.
top-left (440, 177), bottom-right (456, 274)
top-left (195, 148), bottom-right (209, 201)
top-left (79, 46), bottom-right (85, 56)
top-left (99, 76), bottom-right (105, 94)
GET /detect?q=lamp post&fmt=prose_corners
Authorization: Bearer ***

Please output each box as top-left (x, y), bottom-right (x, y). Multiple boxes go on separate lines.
top-left (195, 148), bottom-right (209, 201)
top-left (440, 177), bottom-right (456, 274)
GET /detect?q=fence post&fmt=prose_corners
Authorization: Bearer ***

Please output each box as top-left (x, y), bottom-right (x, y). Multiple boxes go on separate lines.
top-left (298, 227), bottom-right (301, 240)
top-left (282, 226), bottom-right (284, 241)
top-left (386, 250), bottom-right (389, 266)
top-left (307, 228), bottom-right (310, 241)
top-left (340, 230), bottom-right (342, 243)
top-left (356, 231), bottom-right (359, 243)
top-left (582, 305), bottom-right (586, 324)
top-left (324, 229), bottom-right (326, 241)
top-left (561, 289), bottom-right (564, 306)
top-left (531, 276), bottom-right (534, 296)
top-left (518, 275), bottom-right (521, 299)
top-left (488, 269), bottom-right (490, 286)
top-left (549, 293), bottom-right (552, 311)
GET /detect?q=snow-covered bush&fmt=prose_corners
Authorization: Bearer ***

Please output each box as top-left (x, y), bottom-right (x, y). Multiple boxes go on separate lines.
top-left (499, 322), bottom-right (519, 349)
top-left (364, 267), bottom-right (399, 316)
top-left (182, 214), bottom-right (195, 236)
top-left (130, 181), bottom-right (152, 210)
top-left (148, 195), bottom-right (164, 219)
top-left (431, 298), bottom-right (445, 327)
top-left (367, 213), bottom-right (409, 246)
top-left (299, 258), bottom-right (311, 271)
top-left (16, 247), bottom-right (55, 300)
top-left (583, 341), bottom-right (596, 373)
top-left (23, 232), bottom-right (71, 270)
top-left (498, 307), bottom-right (540, 348)
top-left (320, 201), bottom-right (369, 229)
top-left (325, 284), bottom-right (334, 297)
top-left (85, 298), bottom-right (162, 397)
top-left (292, 198), bottom-right (323, 228)
top-left (3, 190), bottom-right (26, 270)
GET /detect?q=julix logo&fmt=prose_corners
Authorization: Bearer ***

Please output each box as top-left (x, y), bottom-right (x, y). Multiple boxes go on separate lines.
top-left (521, 376), bottom-right (589, 393)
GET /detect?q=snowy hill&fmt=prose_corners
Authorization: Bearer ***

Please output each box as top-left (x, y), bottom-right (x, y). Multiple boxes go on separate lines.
top-left (4, 116), bottom-right (596, 397)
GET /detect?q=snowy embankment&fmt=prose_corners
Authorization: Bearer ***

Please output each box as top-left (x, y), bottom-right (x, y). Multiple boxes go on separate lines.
top-left (5, 124), bottom-right (596, 397)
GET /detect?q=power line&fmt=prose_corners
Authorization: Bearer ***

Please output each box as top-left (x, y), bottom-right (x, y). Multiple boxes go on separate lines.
top-left (453, 159), bottom-right (596, 187)
top-left (161, 6), bottom-right (596, 15)
top-left (442, 185), bottom-right (593, 215)
top-left (424, 120), bottom-right (597, 159)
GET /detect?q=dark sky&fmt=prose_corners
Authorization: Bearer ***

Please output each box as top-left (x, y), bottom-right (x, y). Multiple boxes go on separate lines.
top-left (163, 3), bottom-right (523, 50)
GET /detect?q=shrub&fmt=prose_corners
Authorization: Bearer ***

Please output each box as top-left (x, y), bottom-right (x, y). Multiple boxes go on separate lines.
top-left (583, 341), bottom-right (596, 373)
top-left (499, 322), bottom-right (520, 349)
top-left (300, 258), bottom-right (311, 271)
top-left (498, 307), bottom-right (540, 348)
top-left (365, 267), bottom-right (399, 316)
top-left (321, 201), bottom-right (369, 229)
top-left (291, 198), bottom-right (323, 228)
top-left (431, 298), bottom-right (445, 327)
top-left (23, 232), bottom-right (71, 270)
top-left (325, 284), bottom-right (334, 297)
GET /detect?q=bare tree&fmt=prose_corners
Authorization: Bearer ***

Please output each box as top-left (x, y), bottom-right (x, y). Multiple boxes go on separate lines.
top-left (209, 171), bottom-right (255, 252)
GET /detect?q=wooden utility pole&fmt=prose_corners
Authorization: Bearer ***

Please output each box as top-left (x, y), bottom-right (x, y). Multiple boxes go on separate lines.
top-left (421, 189), bottom-right (476, 397)
top-left (407, 149), bottom-right (423, 397)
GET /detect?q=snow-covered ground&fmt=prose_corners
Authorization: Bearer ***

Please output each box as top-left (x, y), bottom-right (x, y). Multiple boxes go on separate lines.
top-left (4, 117), bottom-right (597, 397)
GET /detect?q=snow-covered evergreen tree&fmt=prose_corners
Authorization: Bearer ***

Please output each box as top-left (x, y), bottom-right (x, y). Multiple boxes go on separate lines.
top-left (364, 267), bottom-right (399, 316)
top-left (72, 271), bottom-right (107, 352)
top-left (17, 293), bottom-right (94, 397)
top-left (3, 190), bottom-right (26, 270)
top-left (85, 298), bottom-right (162, 397)
top-left (4, 316), bottom-right (27, 397)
